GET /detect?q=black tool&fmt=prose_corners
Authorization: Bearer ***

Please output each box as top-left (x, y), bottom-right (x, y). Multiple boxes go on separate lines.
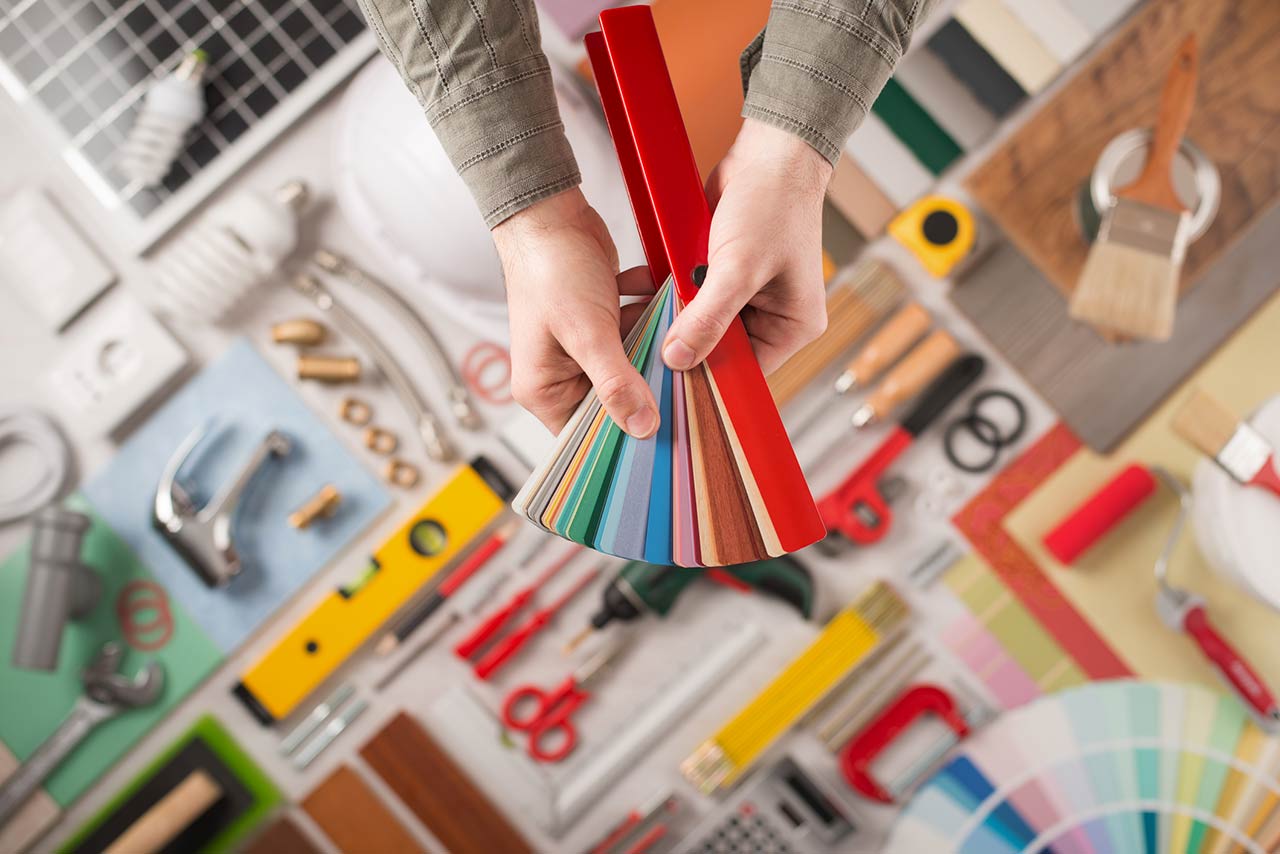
top-left (565, 557), bottom-right (814, 652)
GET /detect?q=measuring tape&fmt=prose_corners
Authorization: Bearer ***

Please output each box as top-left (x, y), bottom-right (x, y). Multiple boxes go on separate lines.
top-left (888, 196), bottom-right (976, 278)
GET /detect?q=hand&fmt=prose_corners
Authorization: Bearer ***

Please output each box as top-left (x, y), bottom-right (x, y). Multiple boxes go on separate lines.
top-left (662, 118), bottom-right (833, 375)
top-left (494, 188), bottom-right (659, 437)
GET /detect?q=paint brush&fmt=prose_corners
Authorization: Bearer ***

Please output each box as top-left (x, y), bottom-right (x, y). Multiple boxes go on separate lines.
top-left (1172, 388), bottom-right (1280, 498)
top-left (1069, 35), bottom-right (1198, 341)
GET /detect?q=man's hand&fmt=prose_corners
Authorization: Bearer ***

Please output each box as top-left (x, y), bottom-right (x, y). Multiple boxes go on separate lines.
top-left (662, 118), bottom-right (833, 375)
top-left (494, 188), bottom-right (659, 437)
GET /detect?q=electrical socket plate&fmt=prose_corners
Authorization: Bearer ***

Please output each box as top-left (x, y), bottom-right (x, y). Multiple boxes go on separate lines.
top-left (46, 297), bottom-right (190, 437)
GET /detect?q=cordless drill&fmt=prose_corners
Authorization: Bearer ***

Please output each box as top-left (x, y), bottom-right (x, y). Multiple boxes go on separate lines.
top-left (565, 557), bottom-right (815, 651)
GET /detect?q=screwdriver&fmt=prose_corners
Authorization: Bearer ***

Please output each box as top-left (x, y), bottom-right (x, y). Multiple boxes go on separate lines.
top-left (453, 543), bottom-right (583, 659)
top-left (834, 302), bottom-right (931, 394)
top-left (473, 565), bottom-right (602, 680)
top-left (851, 328), bottom-right (959, 428)
top-left (376, 518), bottom-right (520, 655)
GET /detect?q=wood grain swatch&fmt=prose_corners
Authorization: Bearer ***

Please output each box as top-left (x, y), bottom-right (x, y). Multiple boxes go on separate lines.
top-left (688, 363), bottom-right (768, 564)
top-left (361, 712), bottom-right (534, 854)
top-left (827, 155), bottom-right (898, 238)
top-left (242, 816), bottom-right (321, 854)
top-left (950, 201), bottom-right (1280, 451)
top-left (302, 765), bottom-right (425, 854)
top-left (966, 0), bottom-right (1280, 299)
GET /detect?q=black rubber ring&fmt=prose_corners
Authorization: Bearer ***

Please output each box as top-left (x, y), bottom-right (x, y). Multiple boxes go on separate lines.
top-left (968, 389), bottom-right (1027, 448)
top-left (944, 413), bottom-right (1003, 473)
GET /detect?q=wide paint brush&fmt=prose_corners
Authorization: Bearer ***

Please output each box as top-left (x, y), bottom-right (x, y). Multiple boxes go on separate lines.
top-left (1172, 388), bottom-right (1280, 498)
top-left (1069, 35), bottom-right (1198, 341)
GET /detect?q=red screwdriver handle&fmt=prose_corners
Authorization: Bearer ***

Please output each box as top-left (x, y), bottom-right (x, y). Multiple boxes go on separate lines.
top-left (474, 611), bottom-right (550, 679)
top-left (1183, 606), bottom-right (1280, 727)
top-left (453, 588), bottom-right (533, 660)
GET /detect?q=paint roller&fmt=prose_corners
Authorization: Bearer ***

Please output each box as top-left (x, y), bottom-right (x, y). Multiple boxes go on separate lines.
top-left (1042, 464), bottom-right (1157, 564)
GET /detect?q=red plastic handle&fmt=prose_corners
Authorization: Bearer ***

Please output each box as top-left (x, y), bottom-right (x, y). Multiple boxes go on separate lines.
top-left (1183, 606), bottom-right (1280, 725)
top-left (1251, 456), bottom-right (1280, 499)
top-left (817, 427), bottom-right (912, 544)
top-left (453, 588), bottom-right (533, 660)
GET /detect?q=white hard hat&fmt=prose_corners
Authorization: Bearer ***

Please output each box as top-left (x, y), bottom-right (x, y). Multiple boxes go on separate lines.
top-left (333, 56), bottom-right (642, 343)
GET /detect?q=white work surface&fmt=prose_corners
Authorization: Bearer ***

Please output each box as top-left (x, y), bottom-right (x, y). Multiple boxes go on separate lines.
top-left (0, 27), bottom-right (1072, 854)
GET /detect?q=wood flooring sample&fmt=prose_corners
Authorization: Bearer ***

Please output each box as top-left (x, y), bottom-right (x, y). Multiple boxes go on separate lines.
top-left (302, 765), bottom-right (424, 854)
top-left (242, 815), bottom-right (321, 854)
top-left (361, 713), bottom-right (533, 854)
top-left (966, 0), bottom-right (1280, 298)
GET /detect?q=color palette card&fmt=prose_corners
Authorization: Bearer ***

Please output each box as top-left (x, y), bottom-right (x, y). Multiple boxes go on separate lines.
top-left (513, 279), bottom-right (824, 567)
top-left (887, 680), bottom-right (1280, 853)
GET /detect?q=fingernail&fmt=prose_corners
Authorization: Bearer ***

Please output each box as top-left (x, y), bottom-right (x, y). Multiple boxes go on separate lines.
top-left (625, 406), bottom-right (658, 439)
top-left (663, 338), bottom-right (696, 371)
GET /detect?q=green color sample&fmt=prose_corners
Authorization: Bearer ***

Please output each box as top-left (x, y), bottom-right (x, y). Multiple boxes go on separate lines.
top-left (0, 496), bottom-right (221, 805)
top-left (563, 294), bottom-right (666, 543)
top-left (58, 716), bottom-right (282, 854)
top-left (872, 77), bottom-right (963, 175)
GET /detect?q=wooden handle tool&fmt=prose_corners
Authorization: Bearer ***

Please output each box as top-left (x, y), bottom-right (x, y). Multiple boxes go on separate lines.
top-left (102, 770), bottom-right (222, 854)
top-left (852, 330), bottom-right (959, 428)
top-left (1119, 35), bottom-right (1199, 212)
top-left (835, 303), bottom-right (931, 394)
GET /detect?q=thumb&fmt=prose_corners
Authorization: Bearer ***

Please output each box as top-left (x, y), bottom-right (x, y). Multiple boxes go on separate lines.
top-left (662, 264), bottom-right (754, 371)
top-left (562, 318), bottom-right (659, 439)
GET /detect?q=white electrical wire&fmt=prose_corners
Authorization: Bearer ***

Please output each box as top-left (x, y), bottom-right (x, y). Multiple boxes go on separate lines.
top-left (0, 409), bottom-right (72, 524)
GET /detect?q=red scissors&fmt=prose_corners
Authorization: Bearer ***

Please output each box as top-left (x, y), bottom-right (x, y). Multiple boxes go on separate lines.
top-left (501, 637), bottom-right (628, 762)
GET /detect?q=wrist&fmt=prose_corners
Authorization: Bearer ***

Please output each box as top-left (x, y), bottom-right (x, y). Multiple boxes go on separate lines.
top-left (493, 186), bottom-right (591, 241)
top-left (735, 118), bottom-right (833, 191)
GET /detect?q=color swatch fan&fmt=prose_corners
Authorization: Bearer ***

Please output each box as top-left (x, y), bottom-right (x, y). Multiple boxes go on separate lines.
top-left (512, 7), bottom-right (824, 567)
top-left (887, 681), bottom-right (1280, 853)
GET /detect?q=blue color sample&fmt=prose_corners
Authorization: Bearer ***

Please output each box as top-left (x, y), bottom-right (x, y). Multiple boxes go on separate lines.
top-left (643, 297), bottom-right (676, 563)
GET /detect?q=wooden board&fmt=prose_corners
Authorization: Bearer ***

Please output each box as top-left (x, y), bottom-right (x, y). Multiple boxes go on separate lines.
top-left (0, 743), bottom-right (60, 854)
top-left (361, 712), bottom-right (533, 854)
top-left (301, 766), bottom-right (425, 854)
top-left (952, 201), bottom-right (1280, 451)
top-left (966, 0), bottom-right (1280, 298)
top-left (242, 817), bottom-right (320, 854)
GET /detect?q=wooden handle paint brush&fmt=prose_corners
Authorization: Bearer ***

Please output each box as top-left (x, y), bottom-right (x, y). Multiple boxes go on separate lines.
top-left (851, 329), bottom-right (959, 428)
top-left (1173, 388), bottom-right (1280, 498)
top-left (1070, 35), bottom-right (1199, 341)
top-left (834, 303), bottom-right (931, 394)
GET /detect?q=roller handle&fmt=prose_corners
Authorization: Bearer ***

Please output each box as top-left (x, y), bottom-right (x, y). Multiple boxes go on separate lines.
top-left (1183, 606), bottom-right (1280, 730)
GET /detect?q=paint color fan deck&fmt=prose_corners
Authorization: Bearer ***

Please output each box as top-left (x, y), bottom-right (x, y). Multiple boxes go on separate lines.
top-left (513, 279), bottom-right (824, 567)
top-left (888, 681), bottom-right (1280, 853)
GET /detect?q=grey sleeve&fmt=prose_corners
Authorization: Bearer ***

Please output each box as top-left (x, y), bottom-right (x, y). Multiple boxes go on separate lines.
top-left (355, 0), bottom-right (581, 227)
top-left (740, 0), bottom-right (940, 164)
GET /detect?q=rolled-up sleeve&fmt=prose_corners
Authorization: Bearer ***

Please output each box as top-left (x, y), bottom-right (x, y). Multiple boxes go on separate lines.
top-left (741, 0), bottom-right (938, 164)
top-left (356, 0), bottom-right (580, 227)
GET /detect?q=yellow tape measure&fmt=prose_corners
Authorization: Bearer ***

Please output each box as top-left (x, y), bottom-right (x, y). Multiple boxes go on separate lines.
top-left (888, 196), bottom-right (975, 278)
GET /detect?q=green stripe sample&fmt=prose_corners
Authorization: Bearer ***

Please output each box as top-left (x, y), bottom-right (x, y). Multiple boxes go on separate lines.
top-left (872, 77), bottom-right (963, 175)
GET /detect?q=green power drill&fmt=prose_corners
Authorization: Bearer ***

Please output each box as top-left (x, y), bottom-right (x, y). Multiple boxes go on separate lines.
top-left (565, 557), bottom-right (815, 651)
